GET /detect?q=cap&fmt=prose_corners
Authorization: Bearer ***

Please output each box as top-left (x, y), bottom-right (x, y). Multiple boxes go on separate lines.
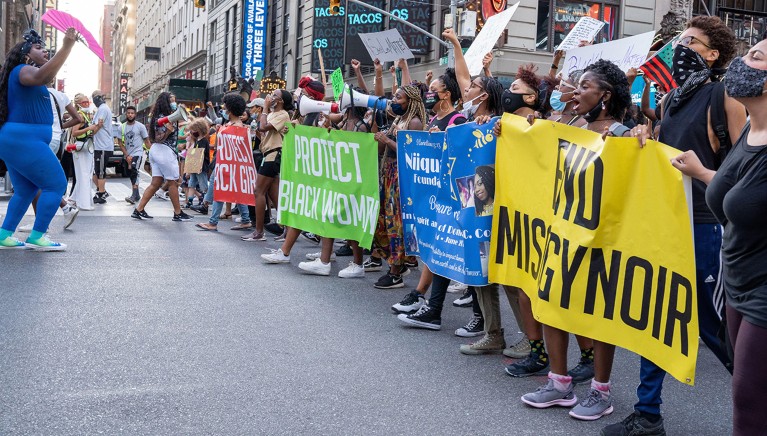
top-left (247, 98), bottom-right (265, 108)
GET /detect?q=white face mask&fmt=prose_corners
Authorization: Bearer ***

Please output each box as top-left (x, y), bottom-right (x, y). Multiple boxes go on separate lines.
top-left (461, 93), bottom-right (486, 117)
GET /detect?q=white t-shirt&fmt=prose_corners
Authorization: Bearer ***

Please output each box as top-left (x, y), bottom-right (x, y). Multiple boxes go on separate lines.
top-left (47, 88), bottom-right (70, 140)
top-left (93, 103), bottom-right (114, 151)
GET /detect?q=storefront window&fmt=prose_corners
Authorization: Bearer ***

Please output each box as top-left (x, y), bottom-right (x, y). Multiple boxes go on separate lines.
top-left (536, 0), bottom-right (620, 51)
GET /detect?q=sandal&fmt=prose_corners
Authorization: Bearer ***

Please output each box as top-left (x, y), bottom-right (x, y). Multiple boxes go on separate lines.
top-left (219, 213), bottom-right (232, 220)
top-left (230, 223), bottom-right (253, 230)
top-left (196, 223), bottom-right (218, 231)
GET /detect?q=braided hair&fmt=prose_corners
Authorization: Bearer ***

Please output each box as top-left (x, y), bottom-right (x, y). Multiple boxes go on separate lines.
top-left (394, 84), bottom-right (426, 133)
top-left (439, 68), bottom-right (462, 105)
top-left (583, 60), bottom-right (632, 121)
top-left (0, 42), bottom-right (27, 126)
top-left (478, 76), bottom-right (504, 116)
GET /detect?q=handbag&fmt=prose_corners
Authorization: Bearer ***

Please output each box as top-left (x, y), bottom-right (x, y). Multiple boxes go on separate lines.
top-left (185, 147), bottom-right (205, 174)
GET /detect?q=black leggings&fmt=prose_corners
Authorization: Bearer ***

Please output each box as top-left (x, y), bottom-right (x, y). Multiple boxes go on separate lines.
top-left (726, 304), bottom-right (767, 436)
top-left (430, 273), bottom-right (481, 316)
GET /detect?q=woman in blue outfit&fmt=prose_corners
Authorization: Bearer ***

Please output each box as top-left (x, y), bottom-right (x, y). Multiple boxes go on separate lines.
top-left (0, 28), bottom-right (77, 251)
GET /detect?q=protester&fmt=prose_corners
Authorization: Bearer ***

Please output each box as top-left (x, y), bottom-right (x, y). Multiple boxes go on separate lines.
top-left (182, 117), bottom-right (211, 209)
top-left (69, 93), bottom-right (101, 211)
top-left (90, 90), bottom-right (113, 204)
top-left (601, 16), bottom-right (746, 436)
top-left (0, 28), bottom-right (77, 251)
top-left (118, 106), bottom-right (151, 204)
top-left (131, 92), bottom-right (193, 222)
top-left (670, 36), bottom-right (767, 436)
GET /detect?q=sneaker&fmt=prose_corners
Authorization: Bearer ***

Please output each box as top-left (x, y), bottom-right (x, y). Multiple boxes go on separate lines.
top-left (521, 379), bottom-right (578, 408)
top-left (600, 412), bottom-right (666, 436)
top-left (17, 224), bottom-right (33, 233)
top-left (374, 272), bottom-right (404, 289)
top-left (503, 335), bottom-right (531, 358)
top-left (363, 257), bottom-right (383, 272)
top-left (190, 204), bottom-right (209, 215)
top-left (335, 244), bottom-right (353, 257)
top-left (399, 265), bottom-right (411, 277)
top-left (298, 258), bottom-right (332, 276)
top-left (306, 251), bottom-right (336, 261)
top-left (274, 229), bottom-right (288, 242)
top-left (455, 314), bottom-right (485, 337)
top-left (183, 202), bottom-right (193, 209)
top-left (447, 281), bottom-right (469, 293)
top-left (131, 209), bottom-right (153, 219)
top-left (404, 259), bottom-right (419, 269)
top-left (172, 212), bottom-right (193, 221)
top-left (569, 388), bottom-right (614, 421)
top-left (0, 236), bottom-right (27, 249)
top-left (264, 222), bottom-right (283, 236)
top-left (241, 231), bottom-right (266, 241)
top-left (338, 262), bottom-right (365, 278)
top-left (261, 248), bottom-right (291, 264)
top-left (568, 358), bottom-right (595, 385)
top-left (25, 234), bottom-right (66, 252)
top-left (391, 290), bottom-right (425, 314)
top-left (397, 305), bottom-right (441, 330)
top-left (93, 194), bottom-right (106, 204)
top-left (62, 205), bottom-right (79, 230)
top-left (102, 191), bottom-right (111, 199)
top-left (505, 354), bottom-right (550, 377)
top-left (459, 330), bottom-right (506, 355)
top-left (125, 196), bottom-right (137, 204)
top-left (302, 231), bottom-right (321, 243)
top-left (453, 289), bottom-right (473, 307)
top-left (154, 190), bottom-right (169, 201)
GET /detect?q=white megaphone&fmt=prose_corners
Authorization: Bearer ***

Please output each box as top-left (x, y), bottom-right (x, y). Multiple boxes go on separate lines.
top-left (298, 95), bottom-right (340, 116)
top-left (339, 87), bottom-right (389, 111)
top-left (158, 106), bottom-right (189, 127)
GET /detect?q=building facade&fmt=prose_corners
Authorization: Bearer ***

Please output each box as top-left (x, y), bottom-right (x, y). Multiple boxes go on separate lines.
top-left (98, 1), bottom-right (115, 108)
top-left (1, 0), bottom-right (48, 60)
top-left (206, 0), bottom-right (243, 102)
top-left (111, 0), bottom-right (138, 116)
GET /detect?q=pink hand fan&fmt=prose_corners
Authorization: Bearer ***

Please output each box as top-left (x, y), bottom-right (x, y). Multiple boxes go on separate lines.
top-left (41, 9), bottom-right (105, 62)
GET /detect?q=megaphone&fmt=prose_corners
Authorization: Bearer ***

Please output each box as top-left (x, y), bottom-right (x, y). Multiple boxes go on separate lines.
top-left (158, 106), bottom-right (188, 127)
top-left (339, 87), bottom-right (389, 111)
top-left (298, 95), bottom-right (340, 116)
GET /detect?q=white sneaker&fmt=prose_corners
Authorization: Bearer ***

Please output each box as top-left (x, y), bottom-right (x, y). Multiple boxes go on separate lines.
top-left (235, 217), bottom-right (243, 223)
top-left (298, 258), bottom-right (332, 276)
top-left (261, 248), bottom-right (291, 264)
top-left (17, 224), bottom-right (33, 233)
top-left (306, 251), bottom-right (337, 261)
top-left (154, 190), bottom-right (169, 201)
top-left (447, 281), bottom-right (468, 293)
top-left (62, 205), bottom-right (79, 229)
top-left (338, 262), bottom-right (365, 278)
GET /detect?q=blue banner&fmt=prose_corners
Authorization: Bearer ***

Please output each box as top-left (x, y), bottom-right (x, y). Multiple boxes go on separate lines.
top-left (398, 119), bottom-right (498, 286)
top-left (242, 0), bottom-right (268, 77)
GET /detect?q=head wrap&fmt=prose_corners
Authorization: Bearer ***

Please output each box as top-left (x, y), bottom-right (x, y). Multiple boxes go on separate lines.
top-left (298, 76), bottom-right (326, 101)
top-left (21, 29), bottom-right (44, 55)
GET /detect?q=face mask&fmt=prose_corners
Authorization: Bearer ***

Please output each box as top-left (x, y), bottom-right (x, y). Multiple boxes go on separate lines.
top-left (725, 56), bottom-right (767, 98)
top-left (461, 93), bottom-right (486, 117)
top-left (672, 44), bottom-right (710, 87)
top-left (170, 102), bottom-right (178, 111)
top-left (93, 95), bottom-right (105, 107)
top-left (424, 92), bottom-right (438, 111)
top-left (390, 102), bottom-right (407, 116)
top-left (583, 97), bottom-right (605, 123)
top-left (501, 90), bottom-right (534, 114)
top-left (221, 109), bottom-right (229, 121)
top-left (549, 90), bottom-right (568, 112)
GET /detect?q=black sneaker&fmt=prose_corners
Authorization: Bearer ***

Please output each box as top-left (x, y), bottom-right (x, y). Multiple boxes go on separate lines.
top-left (131, 209), bottom-right (153, 219)
top-left (404, 259), bottom-right (419, 269)
top-left (363, 257), bottom-right (383, 272)
top-left (505, 353), bottom-right (550, 377)
top-left (335, 244), bottom-right (353, 257)
top-left (93, 194), bottom-right (106, 204)
top-left (391, 290), bottom-right (426, 314)
top-left (568, 357), bottom-right (595, 385)
top-left (399, 265), bottom-right (411, 277)
top-left (173, 212), bottom-right (193, 221)
top-left (183, 202), bottom-right (193, 209)
top-left (374, 272), bottom-right (404, 289)
top-left (455, 314), bottom-right (484, 337)
top-left (125, 196), bottom-right (137, 204)
top-left (265, 222), bottom-right (283, 236)
top-left (453, 288), bottom-right (473, 307)
top-left (302, 231), bottom-right (321, 243)
top-left (190, 204), bottom-right (208, 215)
top-left (600, 411), bottom-right (666, 436)
top-left (397, 305), bottom-right (441, 330)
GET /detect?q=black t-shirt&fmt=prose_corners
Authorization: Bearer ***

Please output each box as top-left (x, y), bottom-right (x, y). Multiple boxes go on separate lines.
top-left (427, 111), bottom-right (467, 131)
top-left (196, 137), bottom-right (211, 173)
top-left (706, 124), bottom-right (767, 328)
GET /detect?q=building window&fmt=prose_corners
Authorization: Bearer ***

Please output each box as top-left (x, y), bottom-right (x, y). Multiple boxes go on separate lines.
top-left (295, 57), bottom-right (302, 86)
top-left (296, 5), bottom-right (303, 38)
top-left (536, 0), bottom-right (620, 52)
top-left (231, 4), bottom-right (238, 68)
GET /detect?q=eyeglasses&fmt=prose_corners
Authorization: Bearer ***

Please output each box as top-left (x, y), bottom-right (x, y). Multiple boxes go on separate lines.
top-left (469, 81), bottom-right (486, 92)
top-left (673, 35), bottom-right (712, 49)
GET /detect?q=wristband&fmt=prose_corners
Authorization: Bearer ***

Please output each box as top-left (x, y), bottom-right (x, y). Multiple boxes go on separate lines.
top-left (551, 64), bottom-right (558, 70)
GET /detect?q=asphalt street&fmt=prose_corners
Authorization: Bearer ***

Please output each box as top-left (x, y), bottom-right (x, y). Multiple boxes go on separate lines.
top-left (0, 176), bottom-right (733, 435)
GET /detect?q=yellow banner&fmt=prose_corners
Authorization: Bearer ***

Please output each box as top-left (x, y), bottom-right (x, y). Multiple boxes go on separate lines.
top-left (489, 114), bottom-right (698, 385)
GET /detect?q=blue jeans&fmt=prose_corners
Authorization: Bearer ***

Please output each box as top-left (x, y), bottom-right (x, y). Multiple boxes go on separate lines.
top-left (635, 223), bottom-right (729, 415)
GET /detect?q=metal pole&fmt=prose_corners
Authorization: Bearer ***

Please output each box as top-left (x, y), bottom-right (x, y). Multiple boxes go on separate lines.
top-left (346, 0), bottom-right (450, 49)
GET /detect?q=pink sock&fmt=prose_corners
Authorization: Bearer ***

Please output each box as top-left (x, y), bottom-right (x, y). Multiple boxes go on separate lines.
top-left (592, 379), bottom-right (611, 398)
top-left (549, 372), bottom-right (572, 392)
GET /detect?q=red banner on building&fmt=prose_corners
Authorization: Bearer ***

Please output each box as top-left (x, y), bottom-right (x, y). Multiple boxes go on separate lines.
top-left (213, 125), bottom-right (257, 205)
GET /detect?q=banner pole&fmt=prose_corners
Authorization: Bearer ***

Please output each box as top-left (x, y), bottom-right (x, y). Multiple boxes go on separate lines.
top-left (318, 48), bottom-right (328, 90)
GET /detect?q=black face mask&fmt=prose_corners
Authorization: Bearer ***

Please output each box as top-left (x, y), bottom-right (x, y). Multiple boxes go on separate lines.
top-left (501, 90), bottom-right (534, 114)
top-left (672, 45), bottom-right (709, 87)
top-left (582, 97), bottom-right (605, 123)
top-left (725, 56), bottom-right (767, 98)
top-left (93, 95), bottom-right (105, 107)
top-left (423, 92), bottom-right (438, 111)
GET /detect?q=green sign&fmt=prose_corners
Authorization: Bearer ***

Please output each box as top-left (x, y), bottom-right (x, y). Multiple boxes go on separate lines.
top-left (330, 68), bottom-right (344, 101)
top-left (278, 124), bottom-right (380, 248)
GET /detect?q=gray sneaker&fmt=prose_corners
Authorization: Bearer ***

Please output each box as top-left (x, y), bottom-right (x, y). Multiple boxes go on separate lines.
top-left (569, 388), bottom-right (614, 421)
top-left (503, 335), bottom-right (530, 358)
top-left (459, 330), bottom-right (506, 355)
top-left (521, 379), bottom-right (578, 408)
top-left (568, 358), bottom-right (595, 385)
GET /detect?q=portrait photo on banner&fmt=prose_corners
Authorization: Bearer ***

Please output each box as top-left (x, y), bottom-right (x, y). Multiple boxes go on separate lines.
top-left (455, 164), bottom-right (495, 217)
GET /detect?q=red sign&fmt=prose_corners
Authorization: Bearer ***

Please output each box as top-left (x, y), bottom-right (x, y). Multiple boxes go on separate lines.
top-left (213, 125), bottom-right (257, 205)
top-left (186, 69), bottom-right (193, 79)
top-left (57, 79), bottom-right (65, 92)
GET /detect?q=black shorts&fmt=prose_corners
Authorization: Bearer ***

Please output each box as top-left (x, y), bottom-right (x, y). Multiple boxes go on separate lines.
top-left (258, 161), bottom-right (280, 178)
top-left (94, 150), bottom-right (113, 179)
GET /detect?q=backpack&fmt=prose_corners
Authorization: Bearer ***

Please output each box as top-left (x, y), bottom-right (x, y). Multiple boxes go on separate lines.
top-left (663, 81), bottom-right (731, 160)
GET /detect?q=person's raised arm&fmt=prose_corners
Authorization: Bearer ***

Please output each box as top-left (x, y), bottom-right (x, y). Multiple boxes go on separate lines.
top-left (482, 52), bottom-right (494, 78)
top-left (390, 65), bottom-right (398, 95)
top-left (61, 102), bottom-right (82, 129)
top-left (549, 50), bottom-right (564, 79)
top-left (351, 59), bottom-right (368, 92)
top-left (640, 77), bottom-right (658, 122)
top-left (397, 58), bottom-right (412, 87)
top-left (443, 28), bottom-right (471, 92)
top-left (373, 58), bottom-right (384, 97)
top-left (19, 28), bottom-right (77, 87)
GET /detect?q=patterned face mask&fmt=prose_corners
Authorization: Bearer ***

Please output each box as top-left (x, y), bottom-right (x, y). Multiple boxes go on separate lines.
top-left (725, 56), bottom-right (767, 98)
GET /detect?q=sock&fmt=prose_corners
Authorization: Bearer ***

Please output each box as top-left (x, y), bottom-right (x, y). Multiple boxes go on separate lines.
top-left (530, 339), bottom-right (548, 363)
top-left (580, 347), bottom-right (595, 362)
top-left (591, 379), bottom-right (611, 398)
top-left (29, 230), bottom-right (44, 240)
top-left (132, 187), bottom-right (139, 198)
top-left (0, 229), bottom-right (13, 240)
top-left (548, 371), bottom-right (572, 392)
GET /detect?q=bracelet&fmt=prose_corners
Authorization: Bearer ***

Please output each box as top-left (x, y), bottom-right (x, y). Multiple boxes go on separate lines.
top-left (551, 64), bottom-right (558, 70)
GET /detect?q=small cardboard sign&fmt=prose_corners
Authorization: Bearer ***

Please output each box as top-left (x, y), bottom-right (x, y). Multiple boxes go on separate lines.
top-left (557, 16), bottom-right (605, 51)
top-left (358, 28), bottom-right (414, 63)
top-left (330, 68), bottom-right (344, 101)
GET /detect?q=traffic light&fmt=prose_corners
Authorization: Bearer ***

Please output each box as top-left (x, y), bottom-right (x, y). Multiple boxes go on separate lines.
top-left (194, 0), bottom-right (205, 8)
top-left (329, 0), bottom-right (341, 15)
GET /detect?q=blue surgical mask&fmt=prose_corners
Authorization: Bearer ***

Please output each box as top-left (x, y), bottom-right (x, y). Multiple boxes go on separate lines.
top-left (221, 108), bottom-right (229, 121)
top-left (549, 90), bottom-right (567, 112)
top-left (170, 102), bottom-right (178, 111)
